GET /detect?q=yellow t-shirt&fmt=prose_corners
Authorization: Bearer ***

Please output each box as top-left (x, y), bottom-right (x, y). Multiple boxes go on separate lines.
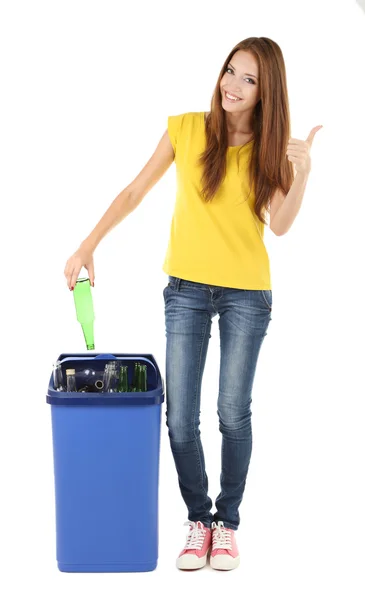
top-left (162, 111), bottom-right (271, 290)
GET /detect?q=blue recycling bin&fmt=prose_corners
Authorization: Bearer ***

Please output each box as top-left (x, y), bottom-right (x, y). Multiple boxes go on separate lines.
top-left (47, 352), bottom-right (165, 573)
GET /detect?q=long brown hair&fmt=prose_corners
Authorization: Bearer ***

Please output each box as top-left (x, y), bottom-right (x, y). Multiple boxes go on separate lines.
top-left (197, 37), bottom-right (294, 225)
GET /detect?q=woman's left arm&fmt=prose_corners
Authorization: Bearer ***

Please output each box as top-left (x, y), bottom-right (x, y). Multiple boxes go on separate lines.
top-left (270, 125), bottom-right (323, 236)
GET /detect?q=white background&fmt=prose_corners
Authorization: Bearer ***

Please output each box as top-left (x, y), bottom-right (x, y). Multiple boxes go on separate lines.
top-left (1, 0), bottom-right (364, 597)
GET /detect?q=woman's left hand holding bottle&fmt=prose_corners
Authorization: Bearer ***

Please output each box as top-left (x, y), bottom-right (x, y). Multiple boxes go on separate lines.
top-left (64, 242), bottom-right (95, 291)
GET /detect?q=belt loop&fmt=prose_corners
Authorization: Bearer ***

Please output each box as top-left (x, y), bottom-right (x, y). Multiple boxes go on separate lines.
top-left (176, 277), bottom-right (181, 291)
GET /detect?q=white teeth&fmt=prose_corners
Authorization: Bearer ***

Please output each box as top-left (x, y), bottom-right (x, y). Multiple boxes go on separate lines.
top-left (225, 91), bottom-right (241, 101)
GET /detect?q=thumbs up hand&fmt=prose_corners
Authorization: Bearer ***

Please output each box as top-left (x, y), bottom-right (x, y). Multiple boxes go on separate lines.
top-left (286, 126), bottom-right (323, 175)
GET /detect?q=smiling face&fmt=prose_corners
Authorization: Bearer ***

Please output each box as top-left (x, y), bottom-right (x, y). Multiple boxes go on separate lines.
top-left (220, 50), bottom-right (261, 114)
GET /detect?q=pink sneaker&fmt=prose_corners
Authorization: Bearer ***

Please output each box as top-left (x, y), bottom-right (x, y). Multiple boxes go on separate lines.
top-left (210, 521), bottom-right (240, 570)
top-left (176, 520), bottom-right (212, 570)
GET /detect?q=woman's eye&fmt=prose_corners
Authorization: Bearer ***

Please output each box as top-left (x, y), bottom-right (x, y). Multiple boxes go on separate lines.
top-left (225, 67), bottom-right (255, 84)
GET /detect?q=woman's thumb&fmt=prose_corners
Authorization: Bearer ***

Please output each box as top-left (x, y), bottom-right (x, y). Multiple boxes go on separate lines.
top-left (87, 261), bottom-right (95, 287)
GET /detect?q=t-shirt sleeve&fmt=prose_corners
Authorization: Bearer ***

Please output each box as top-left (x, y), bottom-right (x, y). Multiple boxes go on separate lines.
top-left (167, 113), bottom-right (184, 155)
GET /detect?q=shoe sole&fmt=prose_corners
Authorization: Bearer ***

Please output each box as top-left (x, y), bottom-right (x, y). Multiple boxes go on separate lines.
top-left (210, 554), bottom-right (240, 570)
top-left (176, 550), bottom-right (210, 570)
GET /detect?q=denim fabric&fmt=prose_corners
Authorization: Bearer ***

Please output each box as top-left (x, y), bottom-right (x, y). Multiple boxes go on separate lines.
top-left (163, 275), bottom-right (272, 531)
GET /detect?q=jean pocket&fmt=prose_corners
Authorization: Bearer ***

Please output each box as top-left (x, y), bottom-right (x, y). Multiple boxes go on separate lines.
top-left (167, 275), bottom-right (180, 290)
top-left (163, 277), bottom-right (175, 298)
top-left (260, 289), bottom-right (272, 311)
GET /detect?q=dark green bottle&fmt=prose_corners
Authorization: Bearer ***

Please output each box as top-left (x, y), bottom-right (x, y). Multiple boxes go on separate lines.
top-left (118, 365), bottom-right (129, 392)
top-left (130, 362), bottom-right (140, 392)
top-left (140, 364), bottom-right (147, 392)
top-left (129, 362), bottom-right (147, 392)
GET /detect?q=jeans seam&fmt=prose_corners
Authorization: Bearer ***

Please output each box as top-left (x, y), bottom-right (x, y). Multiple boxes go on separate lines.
top-left (192, 316), bottom-right (210, 494)
top-left (260, 289), bottom-right (272, 311)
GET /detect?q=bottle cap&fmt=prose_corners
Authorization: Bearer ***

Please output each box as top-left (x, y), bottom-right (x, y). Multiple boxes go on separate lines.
top-left (66, 368), bottom-right (76, 375)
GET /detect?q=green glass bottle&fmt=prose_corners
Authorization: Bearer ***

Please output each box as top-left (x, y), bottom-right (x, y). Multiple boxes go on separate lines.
top-left (130, 362), bottom-right (141, 392)
top-left (140, 364), bottom-right (147, 392)
top-left (118, 365), bottom-right (129, 392)
top-left (73, 277), bottom-right (95, 350)
top-left (136, 363), bottom-right (142, 392)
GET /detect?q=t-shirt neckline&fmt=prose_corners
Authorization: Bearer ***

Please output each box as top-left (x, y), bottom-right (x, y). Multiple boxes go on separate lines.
top-left (201, 112), bottom-right (254, 149)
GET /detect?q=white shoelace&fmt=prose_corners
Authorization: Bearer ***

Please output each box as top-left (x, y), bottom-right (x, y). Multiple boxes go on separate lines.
top-left (183, 520), bottom-right (207, 550)
top-left (212, 521), bottom-right (232, 550)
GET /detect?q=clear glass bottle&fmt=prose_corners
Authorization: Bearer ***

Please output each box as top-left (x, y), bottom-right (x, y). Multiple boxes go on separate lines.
top-left (66, 368), bottom-right (77, 392)
top-left (53, 360), bottom-right (65, 391)
top-left (102, 362), bottom-right (119, 393)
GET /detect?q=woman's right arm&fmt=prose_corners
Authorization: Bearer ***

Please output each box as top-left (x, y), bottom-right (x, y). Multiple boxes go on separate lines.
top-left (64, 129), bottom-right (175, 289)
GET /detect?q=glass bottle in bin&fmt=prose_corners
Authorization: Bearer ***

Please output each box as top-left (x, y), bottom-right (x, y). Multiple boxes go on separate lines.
top-left (81, 368), bottom-right (96, 385)
top-left (94, 380), bottom-right (104, 391)
top-left (140, 364), bottom-right (147, 392)
top-left (73, 278), bottom-right (95, 350)
top-left (78, 384), bottom-right (95, 393)
top-left (66, 368), bottom-right (77, 392)
top-left (102, 362), bottom-right (119, 392)
top-left (53, 360), bottom-right (65, 391)
top-left (129, 362), bottom-right (147, 392)
top-left (130, 362), bottom-right (140, 392)
top-left (118, 365), bottom-right (129, 392)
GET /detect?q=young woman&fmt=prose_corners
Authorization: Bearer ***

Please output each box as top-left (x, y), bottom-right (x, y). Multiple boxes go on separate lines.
top-left (64, 37), bottom-right (321, 572)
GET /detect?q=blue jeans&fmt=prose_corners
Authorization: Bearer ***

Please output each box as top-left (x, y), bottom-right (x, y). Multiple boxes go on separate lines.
top-left (163, 275), bottom-right (272, 531)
